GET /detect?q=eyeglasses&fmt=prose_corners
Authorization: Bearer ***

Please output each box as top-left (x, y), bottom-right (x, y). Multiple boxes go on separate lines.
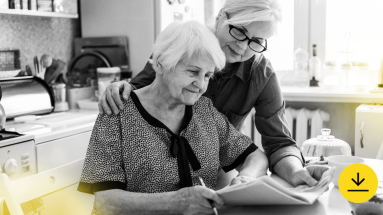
top-left (228, 24), bottom-right (267, 53)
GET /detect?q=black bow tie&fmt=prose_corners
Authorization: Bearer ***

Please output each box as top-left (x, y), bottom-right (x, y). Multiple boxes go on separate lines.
top-left (170, 135), bottom-right (201, 188)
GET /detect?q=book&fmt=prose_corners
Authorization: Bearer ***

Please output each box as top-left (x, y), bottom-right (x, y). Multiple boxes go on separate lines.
top-left (216, 174), bottom-right (331, 205)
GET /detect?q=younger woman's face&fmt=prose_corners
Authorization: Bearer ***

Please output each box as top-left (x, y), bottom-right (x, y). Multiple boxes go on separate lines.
top-left (215, 17), bottom-right (271, 63)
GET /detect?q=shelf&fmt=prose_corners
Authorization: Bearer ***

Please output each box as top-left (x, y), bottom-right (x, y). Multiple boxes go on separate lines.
top-left (0, 9), bottom-right (78, 18)
top-left (281, 86), bottom-right (383, 103)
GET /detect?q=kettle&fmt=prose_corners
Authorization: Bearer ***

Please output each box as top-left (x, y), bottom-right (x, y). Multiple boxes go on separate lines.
top-left (300, 128), bottom-right (352, 157)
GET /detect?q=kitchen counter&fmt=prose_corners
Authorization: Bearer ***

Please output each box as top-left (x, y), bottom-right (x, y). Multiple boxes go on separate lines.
top-left (281, 86), bottom-right (383, 103)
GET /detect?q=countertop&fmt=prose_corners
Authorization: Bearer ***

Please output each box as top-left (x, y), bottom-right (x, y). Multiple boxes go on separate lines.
top-left (281, 86), bottom-right (383, 103)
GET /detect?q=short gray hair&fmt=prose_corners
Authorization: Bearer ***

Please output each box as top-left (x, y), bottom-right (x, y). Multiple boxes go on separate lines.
top-left (152, 20), bottom-right (226, 73)
top-left (218, 0), bottom-right (282, 38)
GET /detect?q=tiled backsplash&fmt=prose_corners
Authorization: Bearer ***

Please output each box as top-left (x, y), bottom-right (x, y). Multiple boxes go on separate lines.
top-left (0, 14), bottom-right (80, 74)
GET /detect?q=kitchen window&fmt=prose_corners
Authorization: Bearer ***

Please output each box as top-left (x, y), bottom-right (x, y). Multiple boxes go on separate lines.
top-left (325, 0), bottom-right (383, 70)
top-left (263, 0), bottom-right (294, 71)
top-left (210, 0), bottom-right (383, 75)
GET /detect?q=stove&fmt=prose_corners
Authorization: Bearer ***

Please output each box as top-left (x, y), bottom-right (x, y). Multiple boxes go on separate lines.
top-left (0, 130), bottom-right (34, 146)
top-left (0, 130), bottom-right (36, 181)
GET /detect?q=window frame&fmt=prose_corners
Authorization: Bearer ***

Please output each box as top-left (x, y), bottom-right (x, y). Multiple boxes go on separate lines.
top-left (294, 0), bottom-right (326, 66)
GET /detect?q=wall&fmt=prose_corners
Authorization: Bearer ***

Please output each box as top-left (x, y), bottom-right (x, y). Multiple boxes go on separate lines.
top-left (80, 0), bottom-right (156, 77)
top-left (0, 14), bottom-right (80, 74)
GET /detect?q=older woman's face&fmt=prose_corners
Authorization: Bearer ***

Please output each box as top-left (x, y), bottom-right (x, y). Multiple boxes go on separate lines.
top-left (215, 20), bottom-right (270, 63)
top-left (162, 55), bottom-right (215, 106)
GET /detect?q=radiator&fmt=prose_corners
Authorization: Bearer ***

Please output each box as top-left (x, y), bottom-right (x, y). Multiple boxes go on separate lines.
top-left (240, 108), bottom-right (330, 150)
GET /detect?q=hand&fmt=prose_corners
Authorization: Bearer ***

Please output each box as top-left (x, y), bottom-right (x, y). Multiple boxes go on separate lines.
top-left (290, 165), bottom-right (331, 187)
top-left (230, 175), bottom-right (256, 186)
top-left (175, 186), bottom-right (224, 215)
top-left (98, 81), bottom-right (132, 115)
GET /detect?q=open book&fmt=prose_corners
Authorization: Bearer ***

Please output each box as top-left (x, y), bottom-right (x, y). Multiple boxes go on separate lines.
top-left (216, 174), bottom-right (331, 205)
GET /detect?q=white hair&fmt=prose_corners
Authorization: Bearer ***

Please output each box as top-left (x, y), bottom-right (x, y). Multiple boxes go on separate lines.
top-left (152, 20), bottom-right (226, 73)
top-left (217, 0), bottom-right (282, 38)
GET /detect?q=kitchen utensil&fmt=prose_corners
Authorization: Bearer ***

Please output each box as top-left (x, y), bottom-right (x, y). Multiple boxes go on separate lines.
top-left (300, 128), bottom-right (352, 157)
top-left (40, 54), bottom-right (52, 68)
top-left (33, 56), bottom-right (39, 73)
top-left (37, 55), bottom-right (48, 80)
top-left (13, 112), bottom-right (64, 123)
top-left (45, 59), bottom-right (65, 84)
top-left (25, 65), bottom-right (33, 76)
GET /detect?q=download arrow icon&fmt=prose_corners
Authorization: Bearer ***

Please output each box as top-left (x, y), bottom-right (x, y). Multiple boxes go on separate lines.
top-left (352, 173), bottom-right (365, 186)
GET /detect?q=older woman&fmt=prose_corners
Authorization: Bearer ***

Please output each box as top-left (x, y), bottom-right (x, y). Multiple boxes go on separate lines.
top-left (98, 0), bottom-right (329, 188)
top-left (78, 20), bottom-right (268, 215)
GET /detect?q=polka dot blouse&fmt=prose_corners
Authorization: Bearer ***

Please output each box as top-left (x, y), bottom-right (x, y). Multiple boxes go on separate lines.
top-left (78, 92), bottom-right (257, 214)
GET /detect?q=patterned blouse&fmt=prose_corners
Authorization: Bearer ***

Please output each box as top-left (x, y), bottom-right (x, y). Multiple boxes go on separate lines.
top-left (78, 92), bottom-right (257, 214)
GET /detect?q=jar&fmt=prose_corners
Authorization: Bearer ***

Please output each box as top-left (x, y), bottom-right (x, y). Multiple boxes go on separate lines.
top-left (52, 83), bottom-right (69, 112)
top-left (300, 128), bottom-right (351, 157)
top-left (281, 47), bottom-right (310, 87)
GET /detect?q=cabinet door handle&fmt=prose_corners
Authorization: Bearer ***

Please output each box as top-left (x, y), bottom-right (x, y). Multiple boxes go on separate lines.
top-left (360, 122), bottom-right (364, 148)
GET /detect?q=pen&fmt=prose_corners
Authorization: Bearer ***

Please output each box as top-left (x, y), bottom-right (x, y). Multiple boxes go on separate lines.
top-left (198, 176), bottom-right (219, 215)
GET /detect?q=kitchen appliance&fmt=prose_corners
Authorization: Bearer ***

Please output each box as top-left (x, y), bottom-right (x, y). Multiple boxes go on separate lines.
top-left (0, 77), bottom-right (54, 119)
top-left (355, 104), bottom-right (383, 159)
top-left (1, 110), bottom-right (98, 214)
top-left (80, 0), bottom-right (205, 76)
top-left (0, 103), bottom-right (36, 182)
top-left (300, 128), bottom-right (352, 157)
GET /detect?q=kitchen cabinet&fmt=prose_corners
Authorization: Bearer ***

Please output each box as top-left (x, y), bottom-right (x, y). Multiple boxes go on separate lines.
top-left (0, 0), bottom-right (78, 18)
top-left (0, 8), bottom-right (77, 18)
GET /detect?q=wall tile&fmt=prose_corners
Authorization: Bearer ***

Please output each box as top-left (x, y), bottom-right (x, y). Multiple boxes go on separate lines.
top-left (0, 14), bottom-right (80, 74)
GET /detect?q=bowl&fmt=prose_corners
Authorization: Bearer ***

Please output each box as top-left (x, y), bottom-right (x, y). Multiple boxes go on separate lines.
top-left (0, 70), bottom-right (21, 79)
top-left (327, 155), bottom-right (365, 188)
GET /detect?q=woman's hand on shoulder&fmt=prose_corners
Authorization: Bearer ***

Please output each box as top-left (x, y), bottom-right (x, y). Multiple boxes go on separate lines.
top-left (98, 81), bottom-right (132, 115)
top-left (175, 186), bottom-right (224, 215)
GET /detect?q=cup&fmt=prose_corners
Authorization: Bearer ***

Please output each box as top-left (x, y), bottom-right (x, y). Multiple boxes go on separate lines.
top-left (327, 155), bottom-right (364, 188)
top-left (52, 83), bottom-right (69, 112)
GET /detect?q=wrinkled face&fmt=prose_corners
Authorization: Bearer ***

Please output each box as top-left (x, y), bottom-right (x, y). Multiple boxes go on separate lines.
top-left (215, 18), bottom-right (270, 63)
top-left (162, 55), bottom-right (215, 105)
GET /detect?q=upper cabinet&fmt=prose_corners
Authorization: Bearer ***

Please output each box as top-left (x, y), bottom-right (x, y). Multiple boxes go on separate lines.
top-left (0, 0), bottom-right (78, 18)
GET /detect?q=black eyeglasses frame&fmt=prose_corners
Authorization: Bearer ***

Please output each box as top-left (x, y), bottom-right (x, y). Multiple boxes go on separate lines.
top-left (228, 24), bottom-right (268, 53)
